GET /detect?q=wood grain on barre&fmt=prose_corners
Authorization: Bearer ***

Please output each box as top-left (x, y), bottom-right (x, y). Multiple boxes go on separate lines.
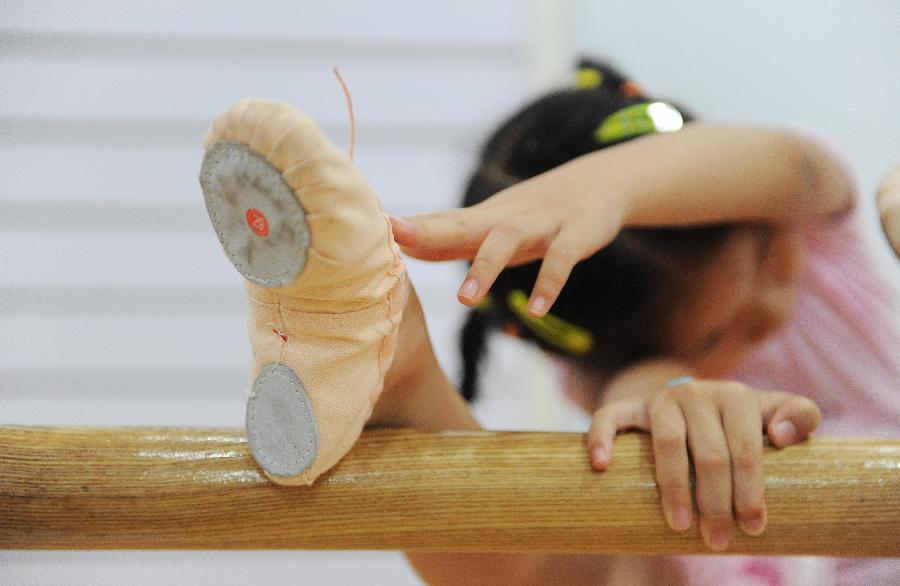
top-left (0, 426), bottom-right (897, 556)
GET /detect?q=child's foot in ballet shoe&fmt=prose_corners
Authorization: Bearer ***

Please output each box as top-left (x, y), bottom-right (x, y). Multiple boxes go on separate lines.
top-left (198, 99), bottom-right (407, 485)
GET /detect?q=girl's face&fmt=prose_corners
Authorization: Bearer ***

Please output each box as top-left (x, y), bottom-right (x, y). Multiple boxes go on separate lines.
top-left (556, 224), bottom-right (804, 414)
top-left (665, 225), bottom-right (805, 377)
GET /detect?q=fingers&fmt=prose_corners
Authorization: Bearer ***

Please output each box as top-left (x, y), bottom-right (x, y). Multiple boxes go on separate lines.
top-left (681, 393), bottom-right (733, 551)
top-left (719, 388), bottom-right (766, 537)
top-left (459, 221), bottom-right (593, 315)
top-left (758, 391), bottom-right (821, 447)
top-left (457, 221), bottom-right (545, 306)
top-left (594, 380), bottom-right (820, 552)
top-left (392, 206), bottom-right (603, 315)
top-left (648, 398), bottom-right (692, 533)
top-left (528, 226), bottom-right (587, 316)
top-left (586, 400), bottom-right (649, 471)
top-left (637, 379), bottom-right (822, 552)
top-left (389, 211), bottom-right (491, 261)
top-left (392, 211), bottom-right (569, 309)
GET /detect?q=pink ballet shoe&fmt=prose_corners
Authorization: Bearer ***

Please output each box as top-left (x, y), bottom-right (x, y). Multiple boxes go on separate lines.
top-left (199, 99), bottom-right (406, 485)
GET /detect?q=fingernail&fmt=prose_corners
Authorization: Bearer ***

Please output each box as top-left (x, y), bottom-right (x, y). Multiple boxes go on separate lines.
top-left (773, 420), bottom-right (796, 444)
top-left (709, 529), bottom-right (730, 551)
top-left (458, 278), bottom-right (479, 299)
top-left (529, 295), bottom-right (547, 315)
top-left (592, 447), bottom-right (607, 465)
top-left (673, 507), bottom-right (691, 531)
top-left (390, 216), bottom-right (415, 233)
top-left (742, 515), bottom-right (766, 536)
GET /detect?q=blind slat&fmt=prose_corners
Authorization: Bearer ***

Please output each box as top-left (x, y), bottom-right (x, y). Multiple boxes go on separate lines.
top-left (1, 0), bottom-right (522, 42)
top-left (0, 145), bottom-right (472, 207)
top-left (0, 61), bottom-right (520, 123)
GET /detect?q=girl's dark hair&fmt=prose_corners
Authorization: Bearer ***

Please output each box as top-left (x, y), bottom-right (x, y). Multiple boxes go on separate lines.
top-left (459, 58), bottom-right (731, 402)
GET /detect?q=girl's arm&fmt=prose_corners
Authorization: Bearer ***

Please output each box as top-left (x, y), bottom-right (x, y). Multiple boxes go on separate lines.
top-left (392, 123), bottom-right (854, 316)
top-left (877, 163), bottom-right (900, 257)
top-left (582, 123), bottom-right (853, 227)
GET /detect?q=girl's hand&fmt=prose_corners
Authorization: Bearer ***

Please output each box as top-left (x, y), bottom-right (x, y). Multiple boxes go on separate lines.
top-left (586, 379), bottom-right (821, 551)
top-left (877, 163), bottom-right (900, 258)
top-left (390, 163), bottom-right (626, 316)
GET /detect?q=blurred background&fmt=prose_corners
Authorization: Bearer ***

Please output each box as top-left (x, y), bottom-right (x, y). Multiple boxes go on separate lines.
top-left (1, 1), bottom-right (897, 584)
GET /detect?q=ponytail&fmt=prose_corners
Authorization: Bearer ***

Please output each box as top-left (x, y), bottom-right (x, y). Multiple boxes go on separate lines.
top-left (459, 308), bottom-right (490, 402)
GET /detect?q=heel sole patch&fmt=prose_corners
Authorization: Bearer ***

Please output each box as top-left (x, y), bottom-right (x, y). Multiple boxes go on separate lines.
top-left (246, 363), bottom-right (319, 478)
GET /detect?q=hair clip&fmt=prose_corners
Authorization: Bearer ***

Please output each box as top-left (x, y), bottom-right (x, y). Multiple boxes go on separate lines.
top-left (503, 320), bottom-right (521, 338)
top-left (475, 292), bottom-right (493, 312)
top-left (506, 290), bottom-right (593, 356)
top-left (620, 80), bottom-right (645, 98)
top-left (594, 101), bottom-right (684, 144)
top-left (575, 67), bottom-right (604, 89)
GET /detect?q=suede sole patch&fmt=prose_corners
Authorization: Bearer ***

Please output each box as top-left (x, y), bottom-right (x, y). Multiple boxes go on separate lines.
top-left (246, 363), bottom-right (319, 478)
top-left (199, 140), bottom-right (310, 288)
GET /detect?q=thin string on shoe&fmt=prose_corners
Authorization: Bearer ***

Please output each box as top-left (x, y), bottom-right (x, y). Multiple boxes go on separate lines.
top-left (332, 66), bottom-right (356, 161)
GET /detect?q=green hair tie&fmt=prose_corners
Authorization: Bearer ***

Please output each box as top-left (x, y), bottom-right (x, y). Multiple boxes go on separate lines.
top-left (474, 293), bottom-right (493, 312)
top-left (506, 290), bottom-right (593, 356)
top-left (575, 67), bottom-right (604, 89)
top-left (595, 102), bottom-right (684, 144)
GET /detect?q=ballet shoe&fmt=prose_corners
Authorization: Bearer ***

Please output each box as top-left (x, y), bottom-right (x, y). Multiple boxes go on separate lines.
top-left (199, 98), bottom-right (407, 485)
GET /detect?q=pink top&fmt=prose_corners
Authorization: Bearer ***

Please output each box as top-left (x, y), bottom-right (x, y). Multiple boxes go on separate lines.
top-left (678, 175), bottom-right (900, 584)
top-left (732, 209), bottom-right (900, 437)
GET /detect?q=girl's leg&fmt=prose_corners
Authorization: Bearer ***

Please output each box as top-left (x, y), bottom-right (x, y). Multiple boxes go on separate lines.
top-left (368, 282), bottom-right (479, 433)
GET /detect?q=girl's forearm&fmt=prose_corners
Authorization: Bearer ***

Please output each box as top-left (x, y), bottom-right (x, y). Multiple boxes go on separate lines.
top-left (597, 358), bottom-right (695, 409)
top-left (556, 123), bottom-right (854, 228)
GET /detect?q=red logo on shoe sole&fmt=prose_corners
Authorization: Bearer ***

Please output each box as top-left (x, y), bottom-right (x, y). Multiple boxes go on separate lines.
top-left (245, 208), bottom-right (269, 237)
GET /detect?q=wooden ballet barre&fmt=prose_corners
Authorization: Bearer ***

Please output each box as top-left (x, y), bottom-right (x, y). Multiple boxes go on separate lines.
top-left (1, 425), bottom-right (898, 556)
